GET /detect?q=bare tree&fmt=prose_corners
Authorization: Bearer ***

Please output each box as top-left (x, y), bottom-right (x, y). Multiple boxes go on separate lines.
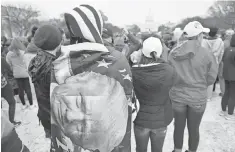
top-left (1, 5), bottom-right (40, 37)
top-left (208, 1), bottom-right (235, 28)
top-left (208, 1), bottom-right (235, 17)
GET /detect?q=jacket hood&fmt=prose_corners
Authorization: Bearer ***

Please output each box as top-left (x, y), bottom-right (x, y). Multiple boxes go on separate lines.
top-left (170, 40), bottom-right (199, 61)
top-left (28, 50), bottom-right (56, 82)
top-left (132, 61), bottom-right (169, 90)
top-left (202, 38), bottom-right (223, 53)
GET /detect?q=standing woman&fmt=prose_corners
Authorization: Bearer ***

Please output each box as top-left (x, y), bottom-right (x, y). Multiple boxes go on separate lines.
top-left (220, 33), bottom-right (235, 120)
top-left (168, 21), bottom-right (218, 152)
top-left (6, 38), bottom-right (34, 109)
top-left (132, 37), bottom-right (180, 152)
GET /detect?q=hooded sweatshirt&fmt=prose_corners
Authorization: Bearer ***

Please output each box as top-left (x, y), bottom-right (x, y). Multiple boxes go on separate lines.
top-left (201, 37), bottom-right (224, 64)
top-left (132, 60), bottom-right (180, 129)
top-left (168, 40), bottom-right (218, 104)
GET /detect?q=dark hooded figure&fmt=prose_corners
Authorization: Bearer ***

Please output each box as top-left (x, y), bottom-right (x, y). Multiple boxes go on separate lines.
top-left (220, 33), bottom-right (235, 120)
top-left (28, 25), bottom-right (62, 138)
top-left (49, 4), bottom-right (133, 152)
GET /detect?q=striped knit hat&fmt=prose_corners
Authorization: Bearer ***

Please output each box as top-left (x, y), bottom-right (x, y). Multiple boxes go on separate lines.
top-left (64, 5), bottom-right (103, 44)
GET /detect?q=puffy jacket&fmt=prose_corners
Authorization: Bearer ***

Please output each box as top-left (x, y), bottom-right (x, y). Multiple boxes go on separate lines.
top-left (168, 40), bottom-right (218, 104)
top-left (132, 60), bottom-right (180, 129)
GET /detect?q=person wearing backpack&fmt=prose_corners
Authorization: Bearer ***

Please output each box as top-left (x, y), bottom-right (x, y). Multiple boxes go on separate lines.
top-left (45, 5), bottom-right (133, 152)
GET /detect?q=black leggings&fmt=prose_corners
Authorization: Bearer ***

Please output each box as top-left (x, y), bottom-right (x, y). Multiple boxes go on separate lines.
top-left (1, 83), bottom-right (16, 123)
top-left (15, 78), bottom-right (33, 105)
top-left (221, 80), bottom-right (235, 115)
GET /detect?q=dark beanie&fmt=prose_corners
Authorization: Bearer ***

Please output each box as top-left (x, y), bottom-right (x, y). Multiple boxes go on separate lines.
top-left (34, 25), bottom-right (62, 51)
top-left (230, 34), bottom-right (235, 47)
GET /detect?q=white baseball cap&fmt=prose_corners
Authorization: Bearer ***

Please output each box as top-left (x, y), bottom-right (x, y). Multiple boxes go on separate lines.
top-left (142, 37), bottom-right (162, 58)
top-left (184, 21), bottom-right (210, 37)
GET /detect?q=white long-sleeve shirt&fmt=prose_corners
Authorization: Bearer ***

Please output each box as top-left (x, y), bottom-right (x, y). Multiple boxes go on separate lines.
top-left (6, 50), bottom-right (29, 78)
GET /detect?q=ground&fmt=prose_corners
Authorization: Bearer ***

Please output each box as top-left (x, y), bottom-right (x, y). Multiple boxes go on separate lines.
top-left (1, 85), bottom-right (235, 152)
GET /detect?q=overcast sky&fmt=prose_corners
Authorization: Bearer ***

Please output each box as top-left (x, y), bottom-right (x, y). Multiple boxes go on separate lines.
top-left (2, 0), bottom-right (215, 27)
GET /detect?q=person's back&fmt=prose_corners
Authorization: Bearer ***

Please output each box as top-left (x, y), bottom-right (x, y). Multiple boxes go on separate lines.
top-left (132, 61), bottom-right (178, 128)
top-left (169, 40), bottom-right (218, 103)
top-left (6, 38), bottom-right (34, 109)
top-left (221, 34), bottom-right (235, 119)
top-left (6, 38), bottom-right (28, 79)
top-left (223, 43), bottom-right (235, 81)
top-left (131, 37), bottom-right (180, 152)
top-left (28, 50), bottom-right (56, 138)
top-left (49, 5), bottom-right (133, 152)
top-left (169, 21), bottom-right (218, 152)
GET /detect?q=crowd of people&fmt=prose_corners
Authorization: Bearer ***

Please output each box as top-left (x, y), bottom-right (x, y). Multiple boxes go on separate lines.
top-left (1, 4), bottom-right (235, 152)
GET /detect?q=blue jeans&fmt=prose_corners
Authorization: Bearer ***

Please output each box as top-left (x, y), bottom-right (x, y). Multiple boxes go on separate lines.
top-left (134, 125), bottom-right (167, 152)
top-left (172, 101), bottom-right (206, 152)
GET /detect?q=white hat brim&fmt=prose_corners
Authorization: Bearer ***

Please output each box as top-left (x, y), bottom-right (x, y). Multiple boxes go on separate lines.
top-left (203, 28), bottom-right (210, 33)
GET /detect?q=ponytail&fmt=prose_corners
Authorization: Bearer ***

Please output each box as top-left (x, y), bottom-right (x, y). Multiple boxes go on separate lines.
top-left (150, 51), bottom-right (158, 62)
